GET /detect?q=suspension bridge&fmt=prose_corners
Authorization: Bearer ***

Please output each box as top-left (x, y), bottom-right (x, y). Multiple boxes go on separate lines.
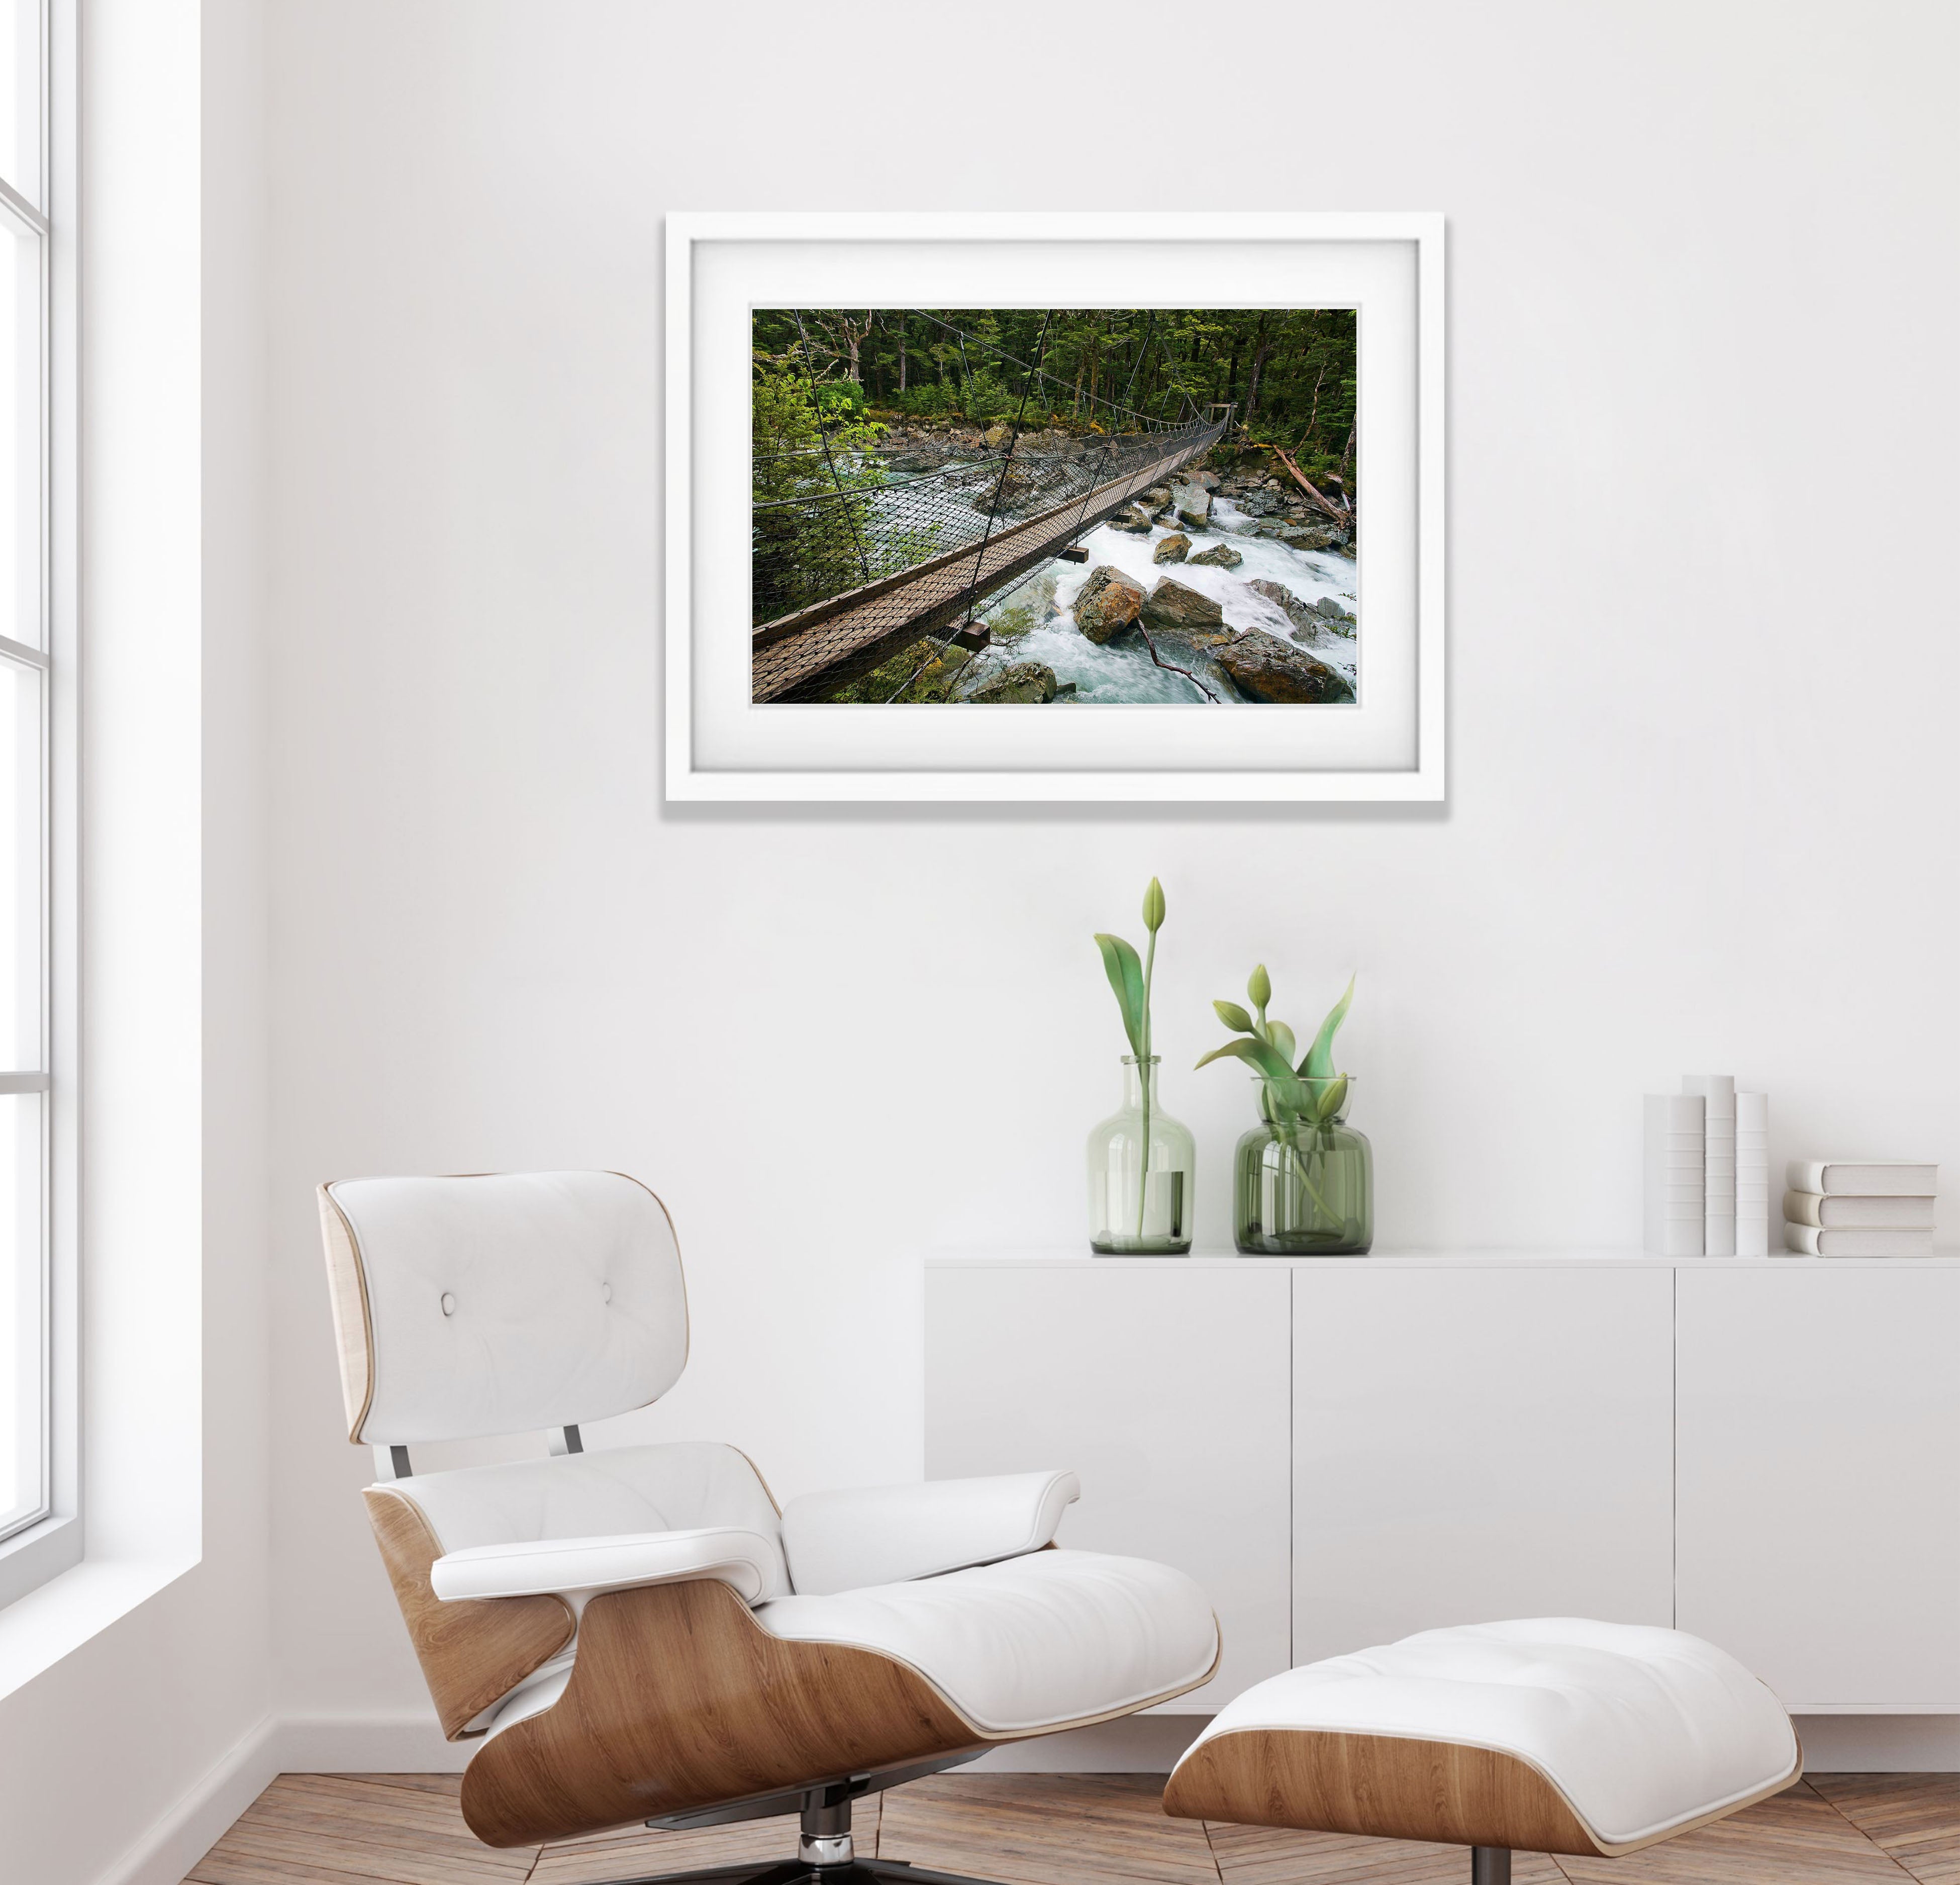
top-left (751, 310), bottom-right (1232, 703)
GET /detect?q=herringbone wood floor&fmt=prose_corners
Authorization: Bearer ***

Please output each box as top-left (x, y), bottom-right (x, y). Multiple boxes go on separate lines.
top-left (181, 1772), bottom-right (1960, 1885)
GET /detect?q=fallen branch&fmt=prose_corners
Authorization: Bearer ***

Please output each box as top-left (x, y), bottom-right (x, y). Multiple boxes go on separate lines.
top-left (1135, 621), bottom-right (1221, 703)
top-left (1265, 444), bottom-right (1351, 524)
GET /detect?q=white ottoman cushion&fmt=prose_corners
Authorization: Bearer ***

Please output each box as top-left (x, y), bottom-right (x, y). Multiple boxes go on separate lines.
top-left (1166, 1618), bottom-right (1800, 1855)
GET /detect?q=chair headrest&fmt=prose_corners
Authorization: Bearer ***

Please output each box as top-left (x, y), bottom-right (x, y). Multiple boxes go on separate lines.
top-left (318, 1170), bottom-right (689, 1446)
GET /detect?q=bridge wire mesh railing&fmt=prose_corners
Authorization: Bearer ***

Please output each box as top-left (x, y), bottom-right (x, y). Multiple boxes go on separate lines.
top-left (752, 411), bottom-right (1224, 631)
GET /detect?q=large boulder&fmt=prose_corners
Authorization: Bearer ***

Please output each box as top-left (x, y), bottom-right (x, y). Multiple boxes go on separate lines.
top-left (968, 661), bottom-right (1059, 704)
top-left (1153, 532), bottom-right (1192, 564)
top-left (1139, 486), bottom-right (1172, 511)
top-left (1188, 543), bottom-right (1242, 569)
top-left (1072, 566), bottom-right (1146, 644)
top-left (1141, 577), bottom-right (1225, 632)
top-left (1185, 468), bottom-right (1221, 492)
top-left (1214, 633), bottom-right (1355, 704)
top-left (1246, 578), bottom-right (1319, 635)
top-left (1315, 595), bottom-right (1355, 622)
top-left (984, 422), bottom-right (1013, 450)
top-left (1106, 505), bottom-right (1155, 534)
top-left (1172, 483), bottom-right (1213, 528)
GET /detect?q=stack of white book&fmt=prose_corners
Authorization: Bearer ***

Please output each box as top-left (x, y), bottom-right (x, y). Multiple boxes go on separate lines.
top-left (1643, 1077), bottom-right (1771, 1257)
top-left (1783, 1161), bottom-right (1938, 1257)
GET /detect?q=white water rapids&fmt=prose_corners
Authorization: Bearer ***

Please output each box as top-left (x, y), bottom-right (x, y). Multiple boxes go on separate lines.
top-left (963, 494), bottom-right (1358, 704)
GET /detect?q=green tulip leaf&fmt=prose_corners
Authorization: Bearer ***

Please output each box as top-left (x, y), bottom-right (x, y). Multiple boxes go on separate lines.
top-left (1267, 1021), bottom-right (1297, 1067)
top-left (1094, 932), bottom-right (1147, 1060)
top-left (1302, 974), bottom-right (1356, 1080)
top-left (1213, 999), bottom-right (1255, 1033)
top-left (1196, 1033), bottom-right (1297, 1083)
top-left (1142, 877), bottom-right (1166, 934)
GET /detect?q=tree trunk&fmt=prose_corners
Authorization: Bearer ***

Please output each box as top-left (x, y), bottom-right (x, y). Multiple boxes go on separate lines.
top-left (1243, 313), bottom-right (1273, 431)
top-left (898, 322), bottom-right (907, 394)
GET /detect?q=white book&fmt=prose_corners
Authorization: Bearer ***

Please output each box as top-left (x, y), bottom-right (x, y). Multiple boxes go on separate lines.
top-left (1686, 1077), bottom-right (1736, 1256)
top-left (1735, 1092), bottom-right (1770, 1257)
top-left (1784, 1222), bottom-right (1935, 1258)
top-left (1645, 1094), bottom-right (1704, 1256)
top-left (1787, 1159), bottom-right (1938, 1197)
top-left (1784, 1191), bottom-right (1935, 1230)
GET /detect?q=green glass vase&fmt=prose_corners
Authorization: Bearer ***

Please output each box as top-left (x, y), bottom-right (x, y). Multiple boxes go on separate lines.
top-left (1234, 1076), bottom-right (1373, 1255)
top-left (1087, 1056), bottom-right (1195, 1255)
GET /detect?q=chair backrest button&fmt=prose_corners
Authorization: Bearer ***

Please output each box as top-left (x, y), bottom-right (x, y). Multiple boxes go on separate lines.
top-left (602, 1282), bottom-right (612, 1304)
top-left (440, 1292), bottom-right (456, 1316)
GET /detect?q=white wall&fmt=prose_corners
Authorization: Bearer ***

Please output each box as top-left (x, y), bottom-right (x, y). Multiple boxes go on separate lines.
top-left (258, 0), bottom-right (1959, 1758)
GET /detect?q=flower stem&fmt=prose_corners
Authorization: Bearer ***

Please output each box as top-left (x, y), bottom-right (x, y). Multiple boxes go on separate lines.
top-left (1137, 930), bottom-right (1156, 1240)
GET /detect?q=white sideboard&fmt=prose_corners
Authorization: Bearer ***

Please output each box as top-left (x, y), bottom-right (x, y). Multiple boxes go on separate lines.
top-left (923, 1255), bottom-right (1960, 1716)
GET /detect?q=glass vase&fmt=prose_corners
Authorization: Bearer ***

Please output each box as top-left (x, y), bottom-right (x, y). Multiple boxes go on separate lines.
top-left (1087, 1056), bottom-right (1195, 1255)
top-left (1234, 1076), bottom-right (1373, 1256)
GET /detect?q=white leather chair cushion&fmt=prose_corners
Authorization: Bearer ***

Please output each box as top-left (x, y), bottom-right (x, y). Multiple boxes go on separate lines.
top-left (329, 1171), bottom-right (687, 1444)
top-left (433, 1526), bottom-right (783, 1605)
top-left (391, 1441), bottom-right (791, 1599)
top-left (780, 1471), bottom-right (1081, 1596)
top-left (1174, 1619), bottom-right (1799, 1851)
top-left (754, 1547), bottom-right (1218, 1735)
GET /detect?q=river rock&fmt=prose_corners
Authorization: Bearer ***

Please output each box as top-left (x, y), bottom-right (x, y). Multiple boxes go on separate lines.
top-left (1140, 486), bottom-right (1171, 511)
top-left (1172, 483), bottom-right (1213, 528)
top-left (968, 661), bottom-right (1058, 704)
top-left (1188, 543), bottom-right (1242, 569)
top-left (984, 422), bottom-right (1012, 450)
top-left (1141, 577), bottom-right (1225, 632)
top-left (1314, 596), bottom-right (1355, 621)
top-left (1276, 518), bottom-right (1351, 552)
top-left (1106, 505), bottom-right (1154, 534)
top-left (1153, 532), bottom-right (1191, 564)
top-left (1186, 468), bottom-right (1221, 492)
top-left (1213, 634), bottom-right (1354, 704)
top-left (1246, 578), bottom-right (1318, 634)
top-left (1072, 566), bottom-right (1145, 644)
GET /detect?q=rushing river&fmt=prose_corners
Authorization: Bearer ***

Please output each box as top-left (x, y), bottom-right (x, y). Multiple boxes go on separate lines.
top-left (963, 495), bottom-right (1357, 704)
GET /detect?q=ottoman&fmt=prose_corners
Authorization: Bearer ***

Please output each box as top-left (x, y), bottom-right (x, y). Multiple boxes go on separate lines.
top-left (1163, 1619), bottom-right (1801, 1884)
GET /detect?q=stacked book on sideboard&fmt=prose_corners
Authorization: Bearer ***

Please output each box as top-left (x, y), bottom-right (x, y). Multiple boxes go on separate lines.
top-left (1783, 1161), bottom-right (1938, 1257)
top-left (1643, 1076), bottom-right (1769, 1256)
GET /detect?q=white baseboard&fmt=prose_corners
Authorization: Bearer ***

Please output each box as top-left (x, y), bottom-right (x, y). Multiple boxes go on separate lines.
top-left (273, 1709), bottom-right (469, 1774)
top-left (966, 1713), bottom-right (1207, 1772)
top-left (88, 1704), bottom-right (1960, 1885)
top-left (92, 1714), bottom-right (279, 1885)
top-left (1793, 1713), bottom-right (1960, 1771)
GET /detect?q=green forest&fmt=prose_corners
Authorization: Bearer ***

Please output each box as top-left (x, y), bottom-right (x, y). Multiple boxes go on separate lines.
top-left (751, 307), bottom-right (1357, 482)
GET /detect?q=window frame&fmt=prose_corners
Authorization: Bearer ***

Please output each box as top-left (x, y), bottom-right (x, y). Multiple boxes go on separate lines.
top-left (0, 0), bottom-right (77, 1606)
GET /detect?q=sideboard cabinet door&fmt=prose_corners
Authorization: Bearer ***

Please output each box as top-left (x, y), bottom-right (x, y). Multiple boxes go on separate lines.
top-left (1293, 1265), bottom-right (1676, 1665)
top-left (925, 1262), bottom-right (1292, 1709)
top-left (1676, 1264), bottom-right (1960, 1709)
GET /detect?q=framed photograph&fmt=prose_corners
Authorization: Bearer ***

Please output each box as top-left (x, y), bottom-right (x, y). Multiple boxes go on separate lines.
top-left (665, 213), bottom-right (1444, 802)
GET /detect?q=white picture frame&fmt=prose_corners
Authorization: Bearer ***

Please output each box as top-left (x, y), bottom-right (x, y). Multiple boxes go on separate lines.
top-left (665, 212), bottom-right (1445, 803)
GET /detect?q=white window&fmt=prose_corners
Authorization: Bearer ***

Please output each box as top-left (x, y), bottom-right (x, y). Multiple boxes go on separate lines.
top-left (0, 0), bottom-right (64, 1577)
